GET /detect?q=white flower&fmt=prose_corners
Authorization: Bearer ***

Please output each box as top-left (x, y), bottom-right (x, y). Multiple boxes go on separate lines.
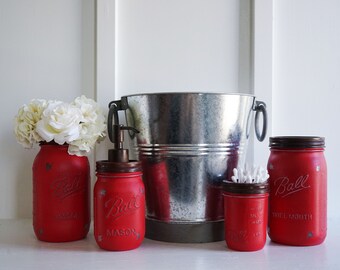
top-left (69, 95), bottom-right (106, 156)
top-left (14, 99), bottom-right (48, 148)
top-left (14, 95), bottom-right (106, 155)
top-left (73, 95), bottom-right (100, 124)
top-left (36, 101), bottom-right (83, 145)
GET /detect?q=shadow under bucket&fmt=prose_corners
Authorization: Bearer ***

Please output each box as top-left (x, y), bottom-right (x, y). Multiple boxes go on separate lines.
top-left (108, 92), bottom-right (267, 243)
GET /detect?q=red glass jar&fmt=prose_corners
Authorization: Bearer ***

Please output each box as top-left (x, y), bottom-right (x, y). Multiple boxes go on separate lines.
top-left (32, 143), bottom-right (90, 242)
top-left (94, 161), bottom-right (145, 251)
top-left (268, 136), bottom-right (327, 246)
top-left (223, 182), bottom-right (269, 251)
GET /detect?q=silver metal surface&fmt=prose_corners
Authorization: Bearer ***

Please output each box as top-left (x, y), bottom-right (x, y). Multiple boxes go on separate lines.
top-left (109, 92), bottom-right (267, 242)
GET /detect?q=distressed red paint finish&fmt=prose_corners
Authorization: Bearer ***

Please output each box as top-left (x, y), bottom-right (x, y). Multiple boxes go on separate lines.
top-left (268, 136), bottom-right (327, 246)
top-left (223, 182), bottom-right (269, 251)
top-left (32, 143), bottom-right (90, 242)
top-left (94, 167), bottom-right (145, 251)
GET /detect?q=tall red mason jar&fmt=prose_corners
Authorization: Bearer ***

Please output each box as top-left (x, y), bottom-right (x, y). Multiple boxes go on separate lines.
top-left (223, 182), bottom-right (269, 251)
top-left (32, 142), bottom-right (90, 242)
top-left (94, 161), bottom-right (145, 251)
top-left (268, 136), bottom-right (327, 246)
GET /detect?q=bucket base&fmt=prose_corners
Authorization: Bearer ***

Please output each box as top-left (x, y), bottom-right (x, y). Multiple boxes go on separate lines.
top-left (145, 218), bottom-right (224, 243)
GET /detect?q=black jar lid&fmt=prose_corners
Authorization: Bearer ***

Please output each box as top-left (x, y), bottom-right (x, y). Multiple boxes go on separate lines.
top-left (269, 136), bottom-right (325, 149)
top-left (96, 160), bottom-right (142, 173)
top-left (223, 181), bottom-right (269, 194)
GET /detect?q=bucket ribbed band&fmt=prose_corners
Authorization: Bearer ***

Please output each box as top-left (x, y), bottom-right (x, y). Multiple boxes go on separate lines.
top-left (137, 143), bottom-right (246, 156)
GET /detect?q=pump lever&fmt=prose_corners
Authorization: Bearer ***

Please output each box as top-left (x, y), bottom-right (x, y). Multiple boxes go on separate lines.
top-left (111, 125), bottom-right (139, 150)
top-left (108, 100), bottom-right (139, 143)
top-left (120, 125), bottom-right (140, 135)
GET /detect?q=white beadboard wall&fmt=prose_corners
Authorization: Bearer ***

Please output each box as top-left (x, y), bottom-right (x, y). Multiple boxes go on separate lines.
top-left (272, 0), bottom-right (340, 218)
top-left (0, 0), bottom-right (88, 218)
top-left (115, 0), bottom-right (252, 96)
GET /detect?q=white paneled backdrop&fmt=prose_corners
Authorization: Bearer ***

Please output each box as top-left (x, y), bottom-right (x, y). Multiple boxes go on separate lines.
top-left (0, 0), bottom-right (91, 218)
top-left (272, 0), bottom-right (340, 219)
top-left (1, 0), bottom-right (339, 219)
top-left (115, 0), bottom-right (252, 96)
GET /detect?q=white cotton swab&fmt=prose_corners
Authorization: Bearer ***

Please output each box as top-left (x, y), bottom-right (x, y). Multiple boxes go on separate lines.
top-left (231, 164), bottom-right (269, 183)
top-left (231, 168), bottom-right (239, 183)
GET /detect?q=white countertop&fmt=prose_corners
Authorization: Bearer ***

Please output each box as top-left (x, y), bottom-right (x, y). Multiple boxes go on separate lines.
top-left (1, 218), bottom-right (339, 270)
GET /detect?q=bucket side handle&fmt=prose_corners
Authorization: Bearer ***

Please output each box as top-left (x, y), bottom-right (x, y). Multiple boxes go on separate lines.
top-left (254, 101), bottom-right (267, 142)
top-left (108, 98), bottom-right (139, 143)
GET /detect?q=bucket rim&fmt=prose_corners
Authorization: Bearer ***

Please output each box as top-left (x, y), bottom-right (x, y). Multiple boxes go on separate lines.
top-left (122, 92), bottom-right (255, 98)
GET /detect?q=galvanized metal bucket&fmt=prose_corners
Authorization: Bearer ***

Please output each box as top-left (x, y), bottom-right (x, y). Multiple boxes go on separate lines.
top-left (108, 93), bottom-right (267, 243)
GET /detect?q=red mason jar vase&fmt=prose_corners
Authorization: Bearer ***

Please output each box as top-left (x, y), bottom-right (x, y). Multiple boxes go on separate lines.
top-left (268, 136), bottom-right (327, 246)
top-left (94, 160), bottom-right (145, 251)
top-left (223, 182), bottom-right (269, 251)
top-left (32, 142), bottom-right (90, 242)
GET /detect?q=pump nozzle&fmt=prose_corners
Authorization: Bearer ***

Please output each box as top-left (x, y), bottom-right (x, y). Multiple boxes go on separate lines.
top-left (108, 124), bottom-right (139, 163)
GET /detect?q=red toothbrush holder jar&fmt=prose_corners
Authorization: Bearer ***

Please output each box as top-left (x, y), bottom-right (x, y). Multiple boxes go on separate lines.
top-left (223, 181), bottom-right (269, 251)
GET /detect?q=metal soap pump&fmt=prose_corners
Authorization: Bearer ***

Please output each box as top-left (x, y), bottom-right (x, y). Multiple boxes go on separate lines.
top-left (108, 124), bottom-right (137, 163)
top-left (106, 99), bottom-right (140, 165)
top-left (93, 105), bottom-right (145, 251)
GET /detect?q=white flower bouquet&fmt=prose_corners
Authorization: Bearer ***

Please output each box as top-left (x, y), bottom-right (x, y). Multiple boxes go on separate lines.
top-left (14, 95), bottom-right (106, 156)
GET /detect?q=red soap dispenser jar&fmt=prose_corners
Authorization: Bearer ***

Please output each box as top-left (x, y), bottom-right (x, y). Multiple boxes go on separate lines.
top-left (94, 123), bottom-right (145, 251)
